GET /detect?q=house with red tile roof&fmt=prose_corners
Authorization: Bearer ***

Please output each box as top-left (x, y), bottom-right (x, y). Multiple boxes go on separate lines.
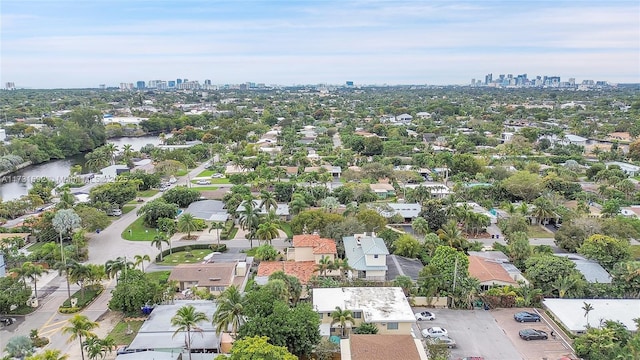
top-left (257, 234), bottom-right (339, 285)
top-left (468, 255), bottom-right (520, 290)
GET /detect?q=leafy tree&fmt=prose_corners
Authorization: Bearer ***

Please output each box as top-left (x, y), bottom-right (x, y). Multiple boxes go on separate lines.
top-left (157, 217), bottom-right (177, 235)
top-left (611, 261), bottom-right (640, 297)
top-left (394, 234), bottom-right (422, 258)
top-left (497, 214), bottom-right (529, 240)
top-left (162, 186), bottom-right (201, 207)
top-left (171, 305), bottom-right (209, 360)
top-left (411, 216), bottom-right (430, 237)
top-left (29, 178), bottom-right (57, 204)
top-left (137, 199), bottom-right (178, 228)
top-left (429, 246), bottom-right (469, 293)
top-left (0, 276), bottom-right (31, 314)
top-left (524, 255), bottom-right (580, 294)
top-left (119, 171), bottom-right (161, 191)
top-left (89, 181), bottom-right (137, 208)
top-left (355, 209), bottom-right (387, 232)
top-left (254, 244), bottom-right (279, 261)
top-left (274, 182), bottom-right (296, 202)
top-left (290, 209), bottom-right (342, 235)
top-left (268, 271), bottom-right (303, 306)
top-left (502, 171), bottom-right (543, 202)
top-left (554, 221), bottom-right (591, 252)
top-left (75, 206), bottom-right (111, 232)
top-left (108, 269), bottom-right (162, 314)
top-left (26, 349), bottom-right (69, 360)
top-left (393, 275), bottom-right (415, 296)
top-left (418, 200), bottom-right (448, 232)
top-left (229, 336), bottom-right (296, 360)
top-left (62, 315), bottom-right (98, 360)
top-left (507, 232), bottom-right (532, 269)
top-left (574, 320), bottom-right (638, 360)
top-left (52, 209), bottom-right (82, 243)
top-left (578, 234), bottom-right (631, 270)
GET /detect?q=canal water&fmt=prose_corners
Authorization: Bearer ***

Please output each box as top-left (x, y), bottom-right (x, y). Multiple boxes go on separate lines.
top-left (0, 135), bottom-right (161, 201)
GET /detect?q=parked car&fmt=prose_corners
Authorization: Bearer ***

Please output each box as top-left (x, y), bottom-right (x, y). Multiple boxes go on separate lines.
top-left (519, 329), bottom-right (548, 341)
top-left (428, 336), bottom-right (456, 348)
top-left (457, 357), bottom-right (485, 360)
top-left (211, 173), bottom-right (225, 178)
top-left (0, 317), bottom-right (15, 326)
top-left (108, 208), bottom-right (122, 216)
top-left (514, 311), bottom-right (541, 322)
top-left (415, 311), bottom-right (436, 321)
top-left (421, 326), bottom-right (448, 338)
top-left (196, 180), bottom-right (211, 185)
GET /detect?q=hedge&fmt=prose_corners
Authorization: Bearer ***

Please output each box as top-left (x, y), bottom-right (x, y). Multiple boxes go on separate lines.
top-left (155, 244), bottom-right (227, 262)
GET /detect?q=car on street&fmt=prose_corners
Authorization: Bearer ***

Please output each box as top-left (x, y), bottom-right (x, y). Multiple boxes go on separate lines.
top-left (427, 335), bottom-right (456, 348)
top-left (415, 311), bottom-right (436, 321)
top-left (0, 317), bottom-right (15, 326)
top-left (514, 311), bottom-right (541, 322)
top-left (108, 208), bottom-right (122, 216)
top-left (211, 173), bottom-right (225, 178)
top-left (421, 326), bottom-right (448, 338)
top-left (196, 180), bottom-right (211, 185)
top-left (519, 329), bottom-right (548, 341)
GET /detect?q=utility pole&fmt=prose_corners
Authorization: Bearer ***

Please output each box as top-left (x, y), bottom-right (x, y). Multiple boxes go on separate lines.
top-left (452, 256), bottom-right (458, 292)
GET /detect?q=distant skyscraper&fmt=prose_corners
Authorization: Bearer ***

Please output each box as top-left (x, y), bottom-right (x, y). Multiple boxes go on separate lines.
top-left (485, 74), bottom-right (492, 85)
top-left (136, 81), bottom-right (145, 89)
top-left (204, 79), bottom-right (212, 86)
top-left (346, 81), bottom-right (354, 87)
top-left (168, 81), bottom-right (176, 88)
top-left (176, 79), bottom-right (183, 85)
top-left (5, 82), bottom-right (15, 90)
top-left (99, 84), bottom-right (106, 90)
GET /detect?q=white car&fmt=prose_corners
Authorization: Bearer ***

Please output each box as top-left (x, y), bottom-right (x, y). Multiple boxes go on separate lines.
top-left (211, 173), bottom-right (225, 178)
top-left (427, 336), bottom-right (456, 348)
top-left (421, 326), bottom-right (448, 338)
top-left (196, 180), bottom-right (211, 185)
top-left (415, 311), bottom-right (436, 321)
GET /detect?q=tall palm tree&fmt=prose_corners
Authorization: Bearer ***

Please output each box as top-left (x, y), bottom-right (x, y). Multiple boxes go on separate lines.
top-left (238, 200), bottom-right (261, 248)
top-left (331, 306), bottom-right (355, 338)
top-left (437, 221), bottom-right (468, 251)
top-left (10, 262), bottom-right (31, 292)
top-left (69, 263), bottom-right (92, 299)
top-left (103, 143), bottom-right (118, 166)
top-left (321, 196), bottom-right (340, 213)
top-left (54, 259), bottom-right (78, 306)
top-left (314, 255), bottom-right (333, 277)
top-left (62, 314), bottom-right (98, 360)
top-left (177, 213), bottom-right (199, 240)
top-left (104, 257), bottom-right (133, 283)
top-left (208, 221), bottom-right (225, 248)
top-left (259, 191), bottom-right (277, 213)
top-left (582, 302), bottom-right (594, 328)
top-left (256, 221), bottom-right (280, 246)
top-left (121, 144), bottom-right (134, 164)
top-left (25, 262), bottom-right (48, 299)
top-left (134, 254), bottom-right (151, 272)
top-left (288, 193), bottom-right (308, 216)
top-left (212, 285), bottom-right (245, 337)
top-left (171, 305), bottom-right (209, 360)
top-left (532, 197), bottom-right (556, 225)
top-left (151, 233), bottom-right (170, 262)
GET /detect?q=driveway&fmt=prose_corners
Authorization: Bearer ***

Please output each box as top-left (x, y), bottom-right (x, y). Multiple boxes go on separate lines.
top-left (413, 308), bottom-right (521, 360)
top-left (491, 308), bottom-right (577, 360)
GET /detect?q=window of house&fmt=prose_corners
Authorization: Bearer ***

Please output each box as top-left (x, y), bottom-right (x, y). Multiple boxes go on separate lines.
top-left (387, 322), bottom-right (398, 330)
top-left (374, 254), bottom-right (379, 259)
top-left (353, 311), bottom-right (362, 319)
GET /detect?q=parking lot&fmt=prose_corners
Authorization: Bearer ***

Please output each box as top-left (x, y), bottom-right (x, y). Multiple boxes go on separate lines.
top-left (413, 307), bottom-right (578, 360)
top-left (491, 308), bottom-right (576, 360)
top-left (413, 307), bottom-right (521, 360)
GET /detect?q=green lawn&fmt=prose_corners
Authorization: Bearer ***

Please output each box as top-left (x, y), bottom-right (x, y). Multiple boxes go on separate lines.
top-left (108, 320), bottom-right (144, 346)
top-left (27, 241), bottom-right (48, 252)
top-left (630, 245), bottom-right (640, 260)
top-left (175, 169), bottom-right (188, 176)
top-left (280, 223), bottom-right (293, 239)
top-left (122, 204), bottom-right (136, 214)
top-left (158, 249), bottom-right (213, 265)
top-left (528, 225), bottom-right (554, 238)
top-left (146, 270), bottom-right (171, 285)
top-left (197, 170), bottom-right (215, 177)
top-left (122, 217), bottom-right (158, 241)
top-left (195, 186), bottom-right (220, 191)
top-left (137, 189), bottom-right (159, 197)
top-left (60, 285), bottom-right (103, 311)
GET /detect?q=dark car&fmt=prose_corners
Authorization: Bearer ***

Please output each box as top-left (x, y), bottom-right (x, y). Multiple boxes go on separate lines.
top-left (514, 311), bottom-right (541, 322)
top-left (519, 329), bottom-right (548, 341)
top-left (0, 317), bottom-right (15, 326)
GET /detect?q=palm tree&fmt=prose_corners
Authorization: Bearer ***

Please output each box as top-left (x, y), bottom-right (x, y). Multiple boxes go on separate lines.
top-left (393, 275), bottom-right (414, 297)
top-left (314, 255), bottom-right (333, 277)
top-left (26, 349), bottom-right (69, 360)
top-left (334, 258), bottom-right (353, 281)
top-left (121, 144), bottom-right (134, 164)
top-left (177, 213), bottom-right (199, 240)
top-left (582, 302), bottom-right (594, 328)
top-left (288, 193), bottom-right (308, 216)
top-left (62, 314), bottom-right (98, 360)
top-left (551, 275), bottom-right (580, 298)
top-left (104, 257), bottom-right (133, 283)
top-left (54, 259), bottom-right (78, 306)
top-left (259, 190), bottom-right (277, 213)
top-left (411, 217), bottom-right (430, 237)
top-left (134, 254), bottom-right (151, 272)
top-left (171, 305), bottom-right (209, 360)
top-left (437, 221), bottom-right (468, 251)
top-left (103, 143), bottom-right (118, 166)
top-left (212, 285), bottom-right (245, 337)
top-left (208, 221), bottom-right (224, 248)
top-left (331, 306), bottom-right (355, 338)
top-left (321, 196), bottom-right (340, 213)
top-left (69, 263), bottom-right (92, 299)
top-left (238, 200), bottom-right (261, 248)
top-left (256, 221), bottom-right (280, 246)
top-left (531, 197), bottom-right (555, 225)
top-left (10, 262), bottom-right (31, 292)
top-left (151, 233), bottom-right (170, 262)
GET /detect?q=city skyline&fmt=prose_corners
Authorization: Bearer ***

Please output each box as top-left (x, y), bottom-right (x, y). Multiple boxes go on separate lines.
top-left (2, 0), bottom-right (639, 89)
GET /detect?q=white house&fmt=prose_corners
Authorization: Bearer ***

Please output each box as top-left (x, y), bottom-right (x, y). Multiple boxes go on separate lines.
top-left (343, 233), bottom-right (389, 281)
top-left (94, 165), bottom-right (129, 183)
top-left (605, 161), bottom-right (640, 177)
top-left (396, 113), bottom-right (413, 123)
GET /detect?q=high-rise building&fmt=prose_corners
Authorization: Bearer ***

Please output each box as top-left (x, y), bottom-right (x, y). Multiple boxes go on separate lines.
top-left (176, 79), bottom-right (183, 85)
top-left (5, 82), bottom-right (15, 90)
top-left (168, 81), bottom-right (176, 88)
top-left (204, 79), bottom-right (212, 86)
top-left (485, 73), bottom-right (492, 85)
top-left (136, 81), bottom-right (146, 89)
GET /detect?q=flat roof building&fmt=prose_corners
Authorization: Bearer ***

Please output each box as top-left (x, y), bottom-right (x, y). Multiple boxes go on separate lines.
top-left (543, 299), bottom-right (640, 334)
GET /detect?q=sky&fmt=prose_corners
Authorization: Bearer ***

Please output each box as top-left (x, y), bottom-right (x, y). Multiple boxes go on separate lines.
top-left (1, 0), bottom-right (639, 88)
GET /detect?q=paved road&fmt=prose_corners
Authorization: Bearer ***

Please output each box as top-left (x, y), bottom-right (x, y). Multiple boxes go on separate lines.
top-left (1, 161), bottom-right (215, 358)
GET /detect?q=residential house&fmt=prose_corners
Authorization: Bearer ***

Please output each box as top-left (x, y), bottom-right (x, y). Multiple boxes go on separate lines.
top-left (304, 165), bottom-right (342, 178)
top-left (313, 287), bottom-right (416, 336)
top-left (236, 200), bottom-right (290, 221)
top-left (416, 112), bottom-right (432, 119)
top-left (168, 262), bottom-right (249, 295)
top-left (621, 206), bottom-right (640, 219)
top-left (543, 299), bottom-right (640, 335)
top-left (94, 164), bottom-right (129, 183)
top-left (396, 113), bottom-right (413, 123)
top-left (127, 300), bottom-right (221, 354)
top-left (563, 134), bottom-right (588, 147)
top-left (605, 161), bottom-right (640, 177)
top-left (555, 254), bottom-right (611, 283)
top-left (467, 251), bottom-right (528, 286)
top-left (256, 234), bottom-right (338, 285)
top-left (370, 202), bottom-right (422, 222)
top-left (184, 199), bottom-right (229, 222)
top-left (501, 132), bottom-right (515, 143)
top-left (468, 255), bottom-right (521, 290)
top-left (343, 233), bottom-right (389, 281)
top-left (369, 183), bottom-right (396, 199)
top-left (341, 335), bottom-right (428, 360)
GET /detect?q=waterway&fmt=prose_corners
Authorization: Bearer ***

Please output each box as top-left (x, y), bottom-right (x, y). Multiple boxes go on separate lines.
top-left (0, 135), bottom-right (161, 201)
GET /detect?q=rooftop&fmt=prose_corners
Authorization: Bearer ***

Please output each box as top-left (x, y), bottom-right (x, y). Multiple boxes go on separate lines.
top-left (257, 261), bottom-right (317, 284)
top-left (468, 256), bottom-right (518, 285)
top-left (313, 287), bottom-right (415, 323)
top-left (183, 199), bottom-right (229, 222)
top-left (168, 263), bottom-right (238, 287)
top-left (343, 234), bottom-right (389, 271)
top-left (343, 335), bottom-right (426, 360)
top-left (292, 234), bottom-right (337, 255)
top-left (555, 254), bottom-right (612, 283)
top-left (543, 299), bottom-right (640, 333)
